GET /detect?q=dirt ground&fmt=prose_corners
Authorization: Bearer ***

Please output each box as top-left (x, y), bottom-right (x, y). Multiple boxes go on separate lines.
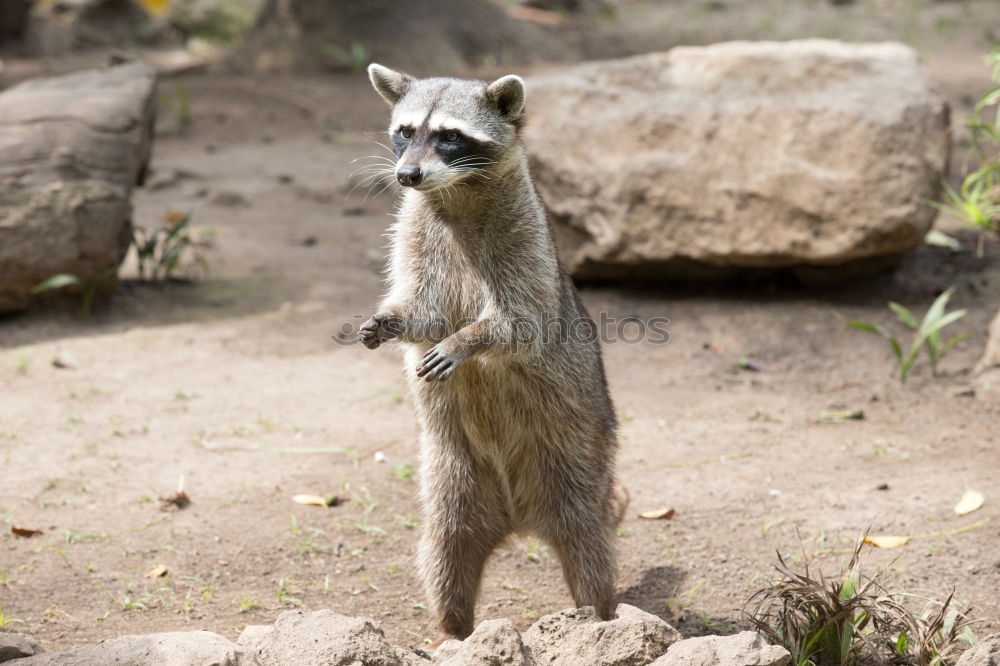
top-left (2, 1), bottom-right (1000, 654)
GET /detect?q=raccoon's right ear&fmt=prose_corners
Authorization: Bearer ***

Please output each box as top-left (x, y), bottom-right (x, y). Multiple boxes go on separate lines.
top-left (368, 64), bottom-right (413, 106)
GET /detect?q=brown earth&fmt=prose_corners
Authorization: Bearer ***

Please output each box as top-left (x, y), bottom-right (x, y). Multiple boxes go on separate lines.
top-left (2, 1), bottom-right (1000, 655)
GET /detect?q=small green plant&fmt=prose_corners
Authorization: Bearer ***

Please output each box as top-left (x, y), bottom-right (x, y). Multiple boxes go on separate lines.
top-left (524, 538), bottom-right (547, 563)
top-left (393, 462), bottom-right (415, 481)
top-left (159, 81), bottom-right (191, 132)
top-left (930, 48), bottom-right (1000, 256)
top-left (849, 288), bottom-right (967, 382)
top-left (0, 602), bottom-right (22, 628)
top-left (395, 513), bottom-right (419, 529)
top-left (32, 269), bottom-right (116, 316)
top-left (745, 535), bottom-right (976, 666)
top-left (133, 213), bottom-right (208, 281)
top-left (275, 578), bottom-right (303, 607)
top-left (237, 594), bottom-right (260, 613)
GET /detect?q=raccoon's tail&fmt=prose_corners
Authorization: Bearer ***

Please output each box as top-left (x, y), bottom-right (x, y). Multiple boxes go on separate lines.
top-left (610, 482), bottom-right (630, 527)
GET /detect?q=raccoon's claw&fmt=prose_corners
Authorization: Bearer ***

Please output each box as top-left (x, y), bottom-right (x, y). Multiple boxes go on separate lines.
top-left (416, 345), bottom-right (462, 382)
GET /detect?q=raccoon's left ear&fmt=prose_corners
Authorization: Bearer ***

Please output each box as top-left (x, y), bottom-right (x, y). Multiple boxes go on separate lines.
top-left (486, 75), bottom-right (525, 122)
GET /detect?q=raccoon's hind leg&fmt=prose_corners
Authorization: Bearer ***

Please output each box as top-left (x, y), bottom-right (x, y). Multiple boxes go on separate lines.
top-left (535, 453), bottom-right (617, 620)
top-left (416, 421), bottom-right (511, 639)
top-left (547, 515), bottom-right (616, 620)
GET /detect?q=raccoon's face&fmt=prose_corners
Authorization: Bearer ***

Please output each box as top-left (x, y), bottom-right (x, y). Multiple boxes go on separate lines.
top-left (368, 64), bottom-right (525, 191)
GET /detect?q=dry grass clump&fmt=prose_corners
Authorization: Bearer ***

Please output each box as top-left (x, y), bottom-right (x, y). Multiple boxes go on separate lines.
top-left (744, 534), bottom-right (977, 666)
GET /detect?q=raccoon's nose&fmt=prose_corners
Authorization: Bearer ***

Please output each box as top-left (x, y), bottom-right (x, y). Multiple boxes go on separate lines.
top-left (397, 166), bottom-right (423, 187)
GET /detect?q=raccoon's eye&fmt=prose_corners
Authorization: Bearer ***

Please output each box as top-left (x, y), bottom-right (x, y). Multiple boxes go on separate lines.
top-left (442, 130), bottom-right (460, 143)
top-left (400, 127), bottom-right (414, 139)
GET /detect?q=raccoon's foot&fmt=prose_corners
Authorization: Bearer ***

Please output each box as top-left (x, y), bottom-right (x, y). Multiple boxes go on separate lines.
top-left (359, 312), bottom-right (402, 349)
top-left (416, 341), bottom-right (470, 382)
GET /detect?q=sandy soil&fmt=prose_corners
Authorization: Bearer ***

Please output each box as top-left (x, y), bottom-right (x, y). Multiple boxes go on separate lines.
top-left (2, 6), bottom-right (1000, 654)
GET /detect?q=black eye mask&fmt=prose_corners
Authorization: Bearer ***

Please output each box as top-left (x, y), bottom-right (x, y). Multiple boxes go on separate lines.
top-left (392, 127), bottom-right (497, 167)
top-left (433, 132), bottom-right (494, 167)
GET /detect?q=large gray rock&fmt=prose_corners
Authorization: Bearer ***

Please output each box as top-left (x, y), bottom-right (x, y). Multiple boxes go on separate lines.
top-left (524, 40), bottom-right (950, 281)
top-left (521, 604), bottom-right (680, 665)
top-left (957, 634), bottom-right (1000, 666)
top-left (11, 631), bottom-right (251, 665)
top-left (0, 632), bottom-right (43, 662)
top-left (257, 609), bottom-right (422, 666)
top-left (0, 63), bottom-right (156, 312)
top-left (651, 632), bottom-right (791, 666)
top-left (434, 618), bottom-right (530, 665)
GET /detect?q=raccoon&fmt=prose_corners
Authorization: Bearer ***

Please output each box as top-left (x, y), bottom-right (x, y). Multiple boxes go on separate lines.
top-left (360, 63), bottom-right (624, 640)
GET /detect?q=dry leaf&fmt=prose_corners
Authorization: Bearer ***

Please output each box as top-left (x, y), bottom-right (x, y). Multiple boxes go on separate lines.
top-left (11, 526), bottom-right (43, 538)
top-left (160, 490), bottom-right (191, 510)
top-left (144, 565), bottom-right (168, 578)
top-left (954, 489), bottom-right (985, 516)
top-left (865, 535), bottom-right (909, 549)
top-left (819, 409), bottom-right (864, 422)
top-left (638, 508), bottom-right (675, 520)
top-left (293, 494), bottom-right (327, 506)
top-left (293, 494), bottom-right (344, 507)
top-left (162, 210), bottom-right (187, 225)
top-left (508, 6), bottom-right (563, 25)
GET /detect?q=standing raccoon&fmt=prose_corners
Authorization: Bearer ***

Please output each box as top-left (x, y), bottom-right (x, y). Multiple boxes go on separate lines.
top-left (360, 64), bottom-right (623, 640)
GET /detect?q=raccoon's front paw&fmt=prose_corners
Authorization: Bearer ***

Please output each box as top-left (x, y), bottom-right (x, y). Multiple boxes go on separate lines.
top-left (359, 312), bottom-right (401, 350)
top-left (416, 342), bottom-right (468, 382)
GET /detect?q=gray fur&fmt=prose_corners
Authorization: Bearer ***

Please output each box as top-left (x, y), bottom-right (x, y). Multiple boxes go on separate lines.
top-left (360, 65), bottom-right (623, 640)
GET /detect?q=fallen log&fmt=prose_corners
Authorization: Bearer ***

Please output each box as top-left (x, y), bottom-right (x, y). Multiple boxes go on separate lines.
top-left (0, 63), bottom-right (157, 313)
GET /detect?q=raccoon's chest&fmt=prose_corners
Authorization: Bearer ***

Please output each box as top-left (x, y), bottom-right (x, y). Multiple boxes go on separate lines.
top-left (411, 223), bottom-right (489, 327)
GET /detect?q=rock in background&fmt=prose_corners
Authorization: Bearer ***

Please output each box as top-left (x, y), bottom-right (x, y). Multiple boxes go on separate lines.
top-left (0, 62), bottom-right (156, 313)
top-left (524, 40), bottom-right (950, 281)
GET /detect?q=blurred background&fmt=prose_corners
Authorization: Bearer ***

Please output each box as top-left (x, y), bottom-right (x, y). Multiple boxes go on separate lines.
top-left (1, 0), bottom-right (998, 662)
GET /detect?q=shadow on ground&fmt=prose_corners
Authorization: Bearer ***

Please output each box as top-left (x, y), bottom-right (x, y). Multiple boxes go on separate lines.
top-left (0, 274), bottom-right (301, 349)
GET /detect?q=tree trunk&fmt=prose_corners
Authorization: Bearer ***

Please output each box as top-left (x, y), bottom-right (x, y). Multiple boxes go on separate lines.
top-left (0, 0), bottom-right (32, 45)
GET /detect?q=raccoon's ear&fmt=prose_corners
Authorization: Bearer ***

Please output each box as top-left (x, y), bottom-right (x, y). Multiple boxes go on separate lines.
top-left (486, 75), bottom-right (525, 122)
top-left (368, 63), bottom-right (412, 106)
